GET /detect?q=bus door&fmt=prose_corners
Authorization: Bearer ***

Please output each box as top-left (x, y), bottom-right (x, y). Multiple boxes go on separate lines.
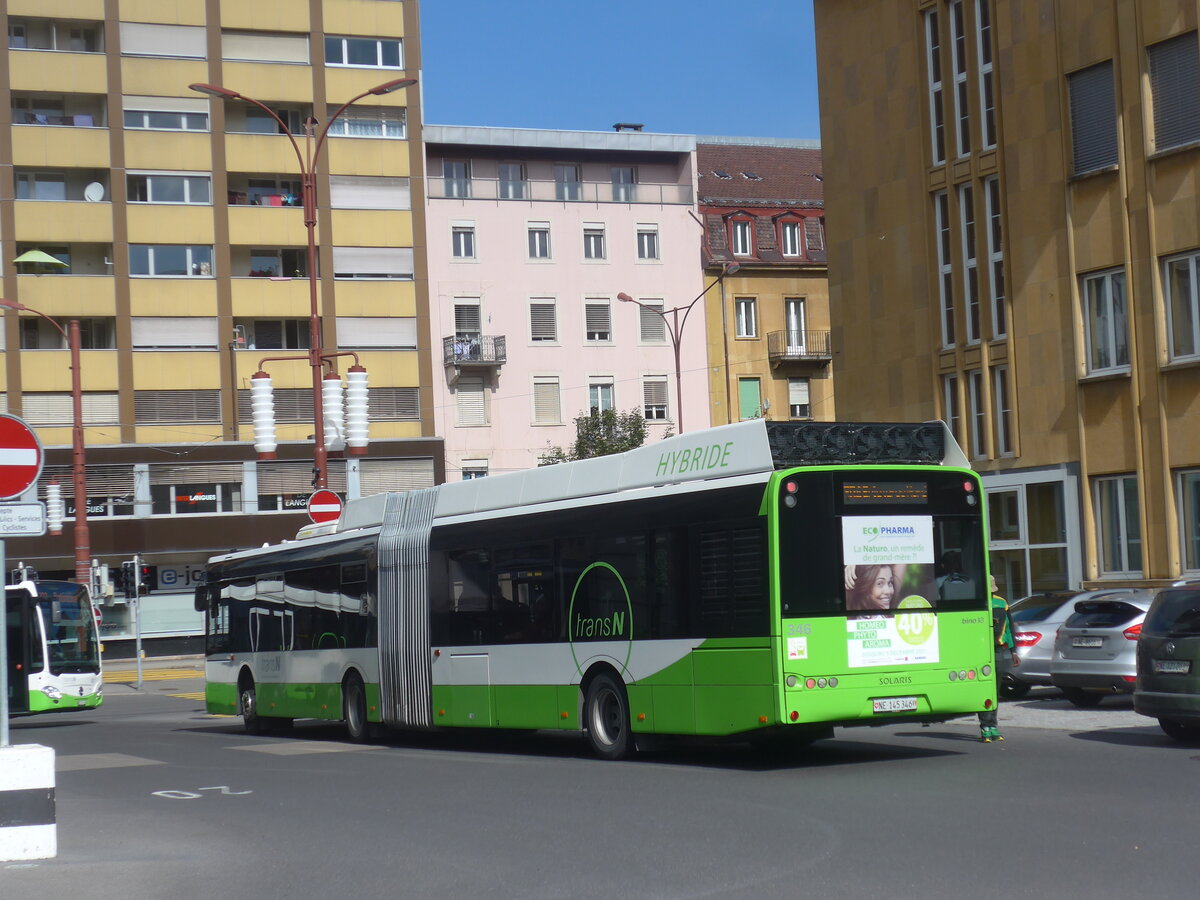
top-left (5, 589), bottom-right (32, 714)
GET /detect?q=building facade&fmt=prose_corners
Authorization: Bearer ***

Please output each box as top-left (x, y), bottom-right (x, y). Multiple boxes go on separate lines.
top-left (814, 1), bottom-right (1200, 595)
top-left (424, 125), bottom-right (705, 478)
top-left (1, 0), bottom-right (439, 652)
top-left (697, 138), bottom-right (832, 425)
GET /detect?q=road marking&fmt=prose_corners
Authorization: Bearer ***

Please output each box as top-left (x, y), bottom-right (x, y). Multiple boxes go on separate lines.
top-left (231, 741), bottom-right (384, 756)
top-left (168, 691), bottom-right (207, 701)
top-left (57, 753), bottom-right (163, 772)
top-left (104, 668), bottom-right (203, 683)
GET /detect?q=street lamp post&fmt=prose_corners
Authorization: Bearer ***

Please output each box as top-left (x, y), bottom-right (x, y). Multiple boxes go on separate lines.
top-left (189, 77), bottom-right (416, 489)
top-left (618, 263), bottom-right (739, 434)
top-left (0, 300), bottom-right (89, 583)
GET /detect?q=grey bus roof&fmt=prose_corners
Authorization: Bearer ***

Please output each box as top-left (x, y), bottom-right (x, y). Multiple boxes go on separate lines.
top-left (336, 420), bottom-right (966, 534)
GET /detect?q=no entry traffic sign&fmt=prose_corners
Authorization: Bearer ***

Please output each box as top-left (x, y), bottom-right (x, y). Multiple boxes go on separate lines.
top-left (0, 414), bottom-right (44, 500)
top-left (307, 489), bottom-right (343, 524)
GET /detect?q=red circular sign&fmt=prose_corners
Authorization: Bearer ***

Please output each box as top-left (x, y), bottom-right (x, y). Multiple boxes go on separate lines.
top-left (0, 414), bottom-right (44, 500)
top-left (307, 489), bottom-right (343, 524)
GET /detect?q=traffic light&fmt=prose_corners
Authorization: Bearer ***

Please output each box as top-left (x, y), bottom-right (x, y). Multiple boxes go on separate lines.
top-left (138, 564), bottom-right (158, 595)
top-left (119, 561), bottom-right (136, 600)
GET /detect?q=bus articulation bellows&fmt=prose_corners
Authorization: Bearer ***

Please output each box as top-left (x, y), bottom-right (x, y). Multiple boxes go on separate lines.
top-left (197, 420), bottom-right (996, 758)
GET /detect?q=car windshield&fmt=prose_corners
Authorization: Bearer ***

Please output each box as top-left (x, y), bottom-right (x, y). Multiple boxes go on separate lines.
top-left (1010, 593), bottom-right (1075, 623)
top-left (1064, 600), bottom-right (1144, 630)
top-left (1144, 589), bottom-right (1200, 637)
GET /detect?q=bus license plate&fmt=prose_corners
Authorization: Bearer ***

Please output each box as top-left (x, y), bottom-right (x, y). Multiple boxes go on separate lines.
top-left (1072, 636), bottom-right (1103, 648)
top-left (1154, 659), bottom-right (1191, 674)
top-left (873, 697), bottom-right (918, 714)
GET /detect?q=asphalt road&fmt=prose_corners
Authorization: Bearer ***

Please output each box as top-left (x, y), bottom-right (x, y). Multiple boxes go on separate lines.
top-left (4, 664), bottom-right (1197, 900)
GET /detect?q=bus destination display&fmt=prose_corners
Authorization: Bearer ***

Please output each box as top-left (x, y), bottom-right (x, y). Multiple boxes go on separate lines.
top-left (842, 481), bottom-right (928, 505)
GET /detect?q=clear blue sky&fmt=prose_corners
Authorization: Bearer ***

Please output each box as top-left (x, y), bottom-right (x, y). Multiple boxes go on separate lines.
top-left (419, 0), bottom-right (819, 140)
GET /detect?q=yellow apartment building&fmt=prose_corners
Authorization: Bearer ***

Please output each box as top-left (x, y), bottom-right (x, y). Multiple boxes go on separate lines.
top-left (0, 0), bottom-right (439, 652)
top-left (698, 139), bottom-right (833, 426)
top-left (814, 1), bottom-right (1200, 595)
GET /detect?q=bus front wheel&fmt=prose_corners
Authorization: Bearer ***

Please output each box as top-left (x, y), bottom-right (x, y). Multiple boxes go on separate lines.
top-left (343, 675), bottom-right (370, 743)
top-left (239, 677), bottom-right (266, 735)
top-left (584, 672), bottom-right (632, 760)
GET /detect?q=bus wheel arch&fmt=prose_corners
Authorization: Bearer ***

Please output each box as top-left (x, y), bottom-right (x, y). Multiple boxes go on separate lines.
top-left (342, 670), bottom-right (370, 743)
top-left (581, 665), bottom-right (632, 760)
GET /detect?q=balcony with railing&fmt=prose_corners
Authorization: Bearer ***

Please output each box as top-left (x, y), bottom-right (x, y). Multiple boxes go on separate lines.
top-left (443, 335), bottom-right (506, 371)
top-left (428, 175), bottom-right (693, 205)
top-left (767, 330), bottom-right (833, 366)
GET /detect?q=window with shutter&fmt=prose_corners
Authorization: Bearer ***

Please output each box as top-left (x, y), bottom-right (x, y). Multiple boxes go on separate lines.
top-left (23, 393), bottom-right (118, 426)
top-left (1149, 32), bottom-right (1200, 152)
top-left (456, 377), bottom-right (487, 426)
top-left (584, 301), bottom-right (611, 341)
top-left (643, 377), bottom-right (668, 420)
top-left (639, 302), bottom-right (665, 342)
top-left (532, 377), bottom-right (561, 424)
top-left (359, 458), bottom-right (435, 495)
top-left (1067, 61), bottom-right (1118, 174)
top-left (368, 388), bottom-right (420, 421)
top-left (135, 390), bottom-right (222, 423)
top-left (238, 388), bottom-right (315, 423)
top-left (788, 378), bottom-right (811, 419)
top-left (529, 302), bottom-right (557, 342)
top-left (329, 176), bottom-right (411, 210)
top-left (454, 301), bottom-right (481, 337)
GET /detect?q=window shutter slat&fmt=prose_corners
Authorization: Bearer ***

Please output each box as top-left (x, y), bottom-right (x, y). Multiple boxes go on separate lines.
top-left (358, 459), bottom-right (435, 495)
top-left (456, 377), bottom-right (487, 425)
top-left (329, 176), bottom-right (411, 210)
top-left (529, 304), bottom-right (557, 341)
top-left (134, 390), bottom-right (221, 424)
top-left (132, 317), bottom-right (218, 349)
top-left (1069, 61), bottom-right (1118, 173)
top-left (336, 317), bottom-right (417, 348)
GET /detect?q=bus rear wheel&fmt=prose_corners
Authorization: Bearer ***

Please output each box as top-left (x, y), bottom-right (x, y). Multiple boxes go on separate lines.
top-left (585, 672), bottom-right (632, 760)
top-left (343, 675), bottom-right (370, 743)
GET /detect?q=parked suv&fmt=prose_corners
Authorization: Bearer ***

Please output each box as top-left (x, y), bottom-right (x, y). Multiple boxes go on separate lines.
top-left (1049, 590), bottom-right (1154, 707)
top-left (1134, 584), bottom-right (1200, 742)
top-left (1006, 589), bottom-right (1135, 699)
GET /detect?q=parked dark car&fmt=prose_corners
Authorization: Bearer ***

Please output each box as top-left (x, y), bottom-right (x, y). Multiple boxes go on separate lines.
top-left (1134, 583), bottom-right (1200, 742)
top-left (1050, 590), bottom-right (1154, 707)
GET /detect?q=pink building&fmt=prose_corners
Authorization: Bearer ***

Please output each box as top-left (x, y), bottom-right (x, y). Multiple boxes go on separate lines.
top-left (425, 125), bottom-right (705, 479)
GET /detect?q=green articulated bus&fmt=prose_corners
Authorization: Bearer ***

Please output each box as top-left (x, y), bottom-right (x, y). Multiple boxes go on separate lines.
top-left (197, 420), bottom-right (997, 758)
top-left (5, 580), bottom-right (104, 715)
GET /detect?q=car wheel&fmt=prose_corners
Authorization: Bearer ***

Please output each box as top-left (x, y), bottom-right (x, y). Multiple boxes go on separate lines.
top-left (999, 677), bottom-right (1031, 700)
top-left (343, 675), bottom-right (370, 743)
top-left (1158, 718), bottom-right (1200, 743)
top-left (584, 672), bottom-right (632, 760)
top-left (1060, 687), bottom-right (1105, 708)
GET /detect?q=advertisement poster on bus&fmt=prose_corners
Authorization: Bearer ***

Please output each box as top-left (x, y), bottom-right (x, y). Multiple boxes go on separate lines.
top-left (841, 515), bottom-right (939, 667)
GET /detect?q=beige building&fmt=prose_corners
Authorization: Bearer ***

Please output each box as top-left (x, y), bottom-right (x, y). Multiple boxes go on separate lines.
top-left (1, 0), bottom-right (438, 651)
top-left (814, 1), bottom-right (1200, 594)
top-left (698, 139), bottom-right (832, 426)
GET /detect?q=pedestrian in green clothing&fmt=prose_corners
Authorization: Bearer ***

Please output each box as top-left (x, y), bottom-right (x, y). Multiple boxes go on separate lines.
top-left (979, 575), bottom-right (1018, 742)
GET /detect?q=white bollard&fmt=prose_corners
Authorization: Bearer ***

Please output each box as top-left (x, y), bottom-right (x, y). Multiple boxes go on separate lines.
top-left (0, 744), bottom-right (56, 861)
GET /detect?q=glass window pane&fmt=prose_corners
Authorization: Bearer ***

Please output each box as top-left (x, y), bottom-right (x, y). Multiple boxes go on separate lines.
top-left (988, 489), bottom-right (1021, 542)
top-left (324, 37), bottom-right (343, 64)
top-left (129, 245), bottom-right (150, 275)
top-left (190, 246), bottom-right (212, 275)
top-left (152, 176), bottom-right (185, 203)
top-left (147, 112), bottom-right (179, 129)
top-left (1122, 476), bottom-right (1141, 570)
top-left (1182, 471), bottom-right (1200, 571)
top-left (1026, 482), bottom-right (1065, 545)
top-left (380, 41), bottom-right (400, 68)
top-left (347, 39), bottom-right (376, 66)
top-left (1028, 547), bottom-right (1069, 593)
top-left (187, 177), bottom-right (210, 204)
top-left (154, 246), bottom-right (188, 275)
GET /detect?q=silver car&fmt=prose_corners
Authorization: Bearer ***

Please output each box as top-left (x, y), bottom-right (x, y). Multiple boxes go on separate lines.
top-left (1050, 589), bottom-right (1155, 707)
top-left (1004, 591), bottom-right (1080, 698)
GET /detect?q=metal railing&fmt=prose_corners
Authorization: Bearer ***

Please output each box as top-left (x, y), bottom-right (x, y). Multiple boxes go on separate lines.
top-left (429, 176), bottom-right (693, 205)
top-left (443, 334), bottom-right (507, 367)
top-left (766, 330), bottom-right (832, 364)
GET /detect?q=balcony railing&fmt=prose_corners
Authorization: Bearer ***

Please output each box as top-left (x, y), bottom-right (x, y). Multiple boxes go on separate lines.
top-left (428, 176), bottom-right (693, 205)
top-left (767, 330), bottom-right (832, 365)
top-left (443, 334), bottom-right (506, 368)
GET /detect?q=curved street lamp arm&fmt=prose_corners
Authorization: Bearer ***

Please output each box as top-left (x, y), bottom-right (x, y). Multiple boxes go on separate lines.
top-left (0, 298), bottom-right (68, 342)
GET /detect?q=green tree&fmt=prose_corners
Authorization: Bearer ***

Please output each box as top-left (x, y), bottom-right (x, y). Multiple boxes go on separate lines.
top-left (539, 407), bottom-right (651, 465)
